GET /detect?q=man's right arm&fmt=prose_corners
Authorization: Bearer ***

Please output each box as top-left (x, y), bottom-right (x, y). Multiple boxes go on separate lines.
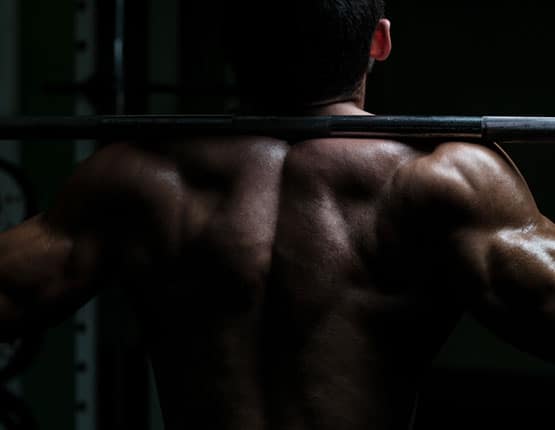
top-left (395, 142), bottom-right (555, 360)
top-left (0, 143), bottom-right (185, 341)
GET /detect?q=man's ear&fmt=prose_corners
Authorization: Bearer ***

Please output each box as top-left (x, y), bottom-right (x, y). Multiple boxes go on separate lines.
top-left (370, 19), bottom-right (392, 61)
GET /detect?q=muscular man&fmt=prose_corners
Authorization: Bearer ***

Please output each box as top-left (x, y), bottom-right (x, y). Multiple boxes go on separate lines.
top-left (1, 0), bottom-right (555, 429)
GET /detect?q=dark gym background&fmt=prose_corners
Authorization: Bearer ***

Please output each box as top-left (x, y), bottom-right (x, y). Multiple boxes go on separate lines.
top-left (1, 0), bottom-right (555, 429)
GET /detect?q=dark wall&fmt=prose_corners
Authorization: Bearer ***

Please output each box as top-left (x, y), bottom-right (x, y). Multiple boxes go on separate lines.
top-left (369, 1), bottom-right (555, 116)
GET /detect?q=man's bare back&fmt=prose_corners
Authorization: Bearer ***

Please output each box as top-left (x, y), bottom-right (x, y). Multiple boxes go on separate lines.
top-left (139, 136), bottom-right (440, 430)
top-left (1, 104), bottom-right (555, 430)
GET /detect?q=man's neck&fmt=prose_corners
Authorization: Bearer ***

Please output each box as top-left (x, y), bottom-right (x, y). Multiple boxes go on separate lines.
top-left (300, 101), bottom-right (372, 117)
top-left (238, 101), bottom-right (372, 117)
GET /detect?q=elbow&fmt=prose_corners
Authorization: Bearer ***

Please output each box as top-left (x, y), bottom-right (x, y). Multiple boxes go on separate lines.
top-left (541, 291), bottom-right (555, 323)
top-left (0, 297), bottom-right (24, 342)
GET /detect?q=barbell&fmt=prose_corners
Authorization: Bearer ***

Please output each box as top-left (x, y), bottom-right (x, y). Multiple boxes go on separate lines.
top-left (1, 115), bottom-right (555, 142)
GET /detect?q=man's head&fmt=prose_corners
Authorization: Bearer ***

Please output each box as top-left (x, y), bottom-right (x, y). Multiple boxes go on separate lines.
top-left (225, 0), bottom-right (391, 112)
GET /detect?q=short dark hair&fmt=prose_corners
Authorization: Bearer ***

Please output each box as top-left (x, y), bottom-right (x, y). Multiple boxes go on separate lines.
top-left (225, 0), bottom-right (385, 110)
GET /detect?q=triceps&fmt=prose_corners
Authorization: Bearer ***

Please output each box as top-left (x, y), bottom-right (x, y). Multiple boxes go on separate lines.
top-left (466, 220), bottom-right (555, 358)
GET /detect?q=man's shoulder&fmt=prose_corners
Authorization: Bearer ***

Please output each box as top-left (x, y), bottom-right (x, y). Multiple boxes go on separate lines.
top-left (391, 141), bottom-right (533, 228)
top-left (395, 141), bottom-right (517, 195)
top-left (60, 142), bottom-right (186, 223)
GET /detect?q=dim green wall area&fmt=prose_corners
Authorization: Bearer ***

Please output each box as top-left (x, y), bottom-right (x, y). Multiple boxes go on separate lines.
top-left (19, 1), bottom-right (76, 429)
top-left (20, 0), bottom-right (76, 203)
top-left (436, 315), bottom-right (555, 374)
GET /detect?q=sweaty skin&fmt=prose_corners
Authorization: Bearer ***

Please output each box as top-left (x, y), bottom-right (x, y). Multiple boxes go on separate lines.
top-left (1, 104), bottom-right (555, 430)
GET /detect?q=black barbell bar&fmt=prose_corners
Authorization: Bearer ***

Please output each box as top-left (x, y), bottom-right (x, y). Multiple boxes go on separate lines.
top-left (1, 115), bottom-right (555, 143)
